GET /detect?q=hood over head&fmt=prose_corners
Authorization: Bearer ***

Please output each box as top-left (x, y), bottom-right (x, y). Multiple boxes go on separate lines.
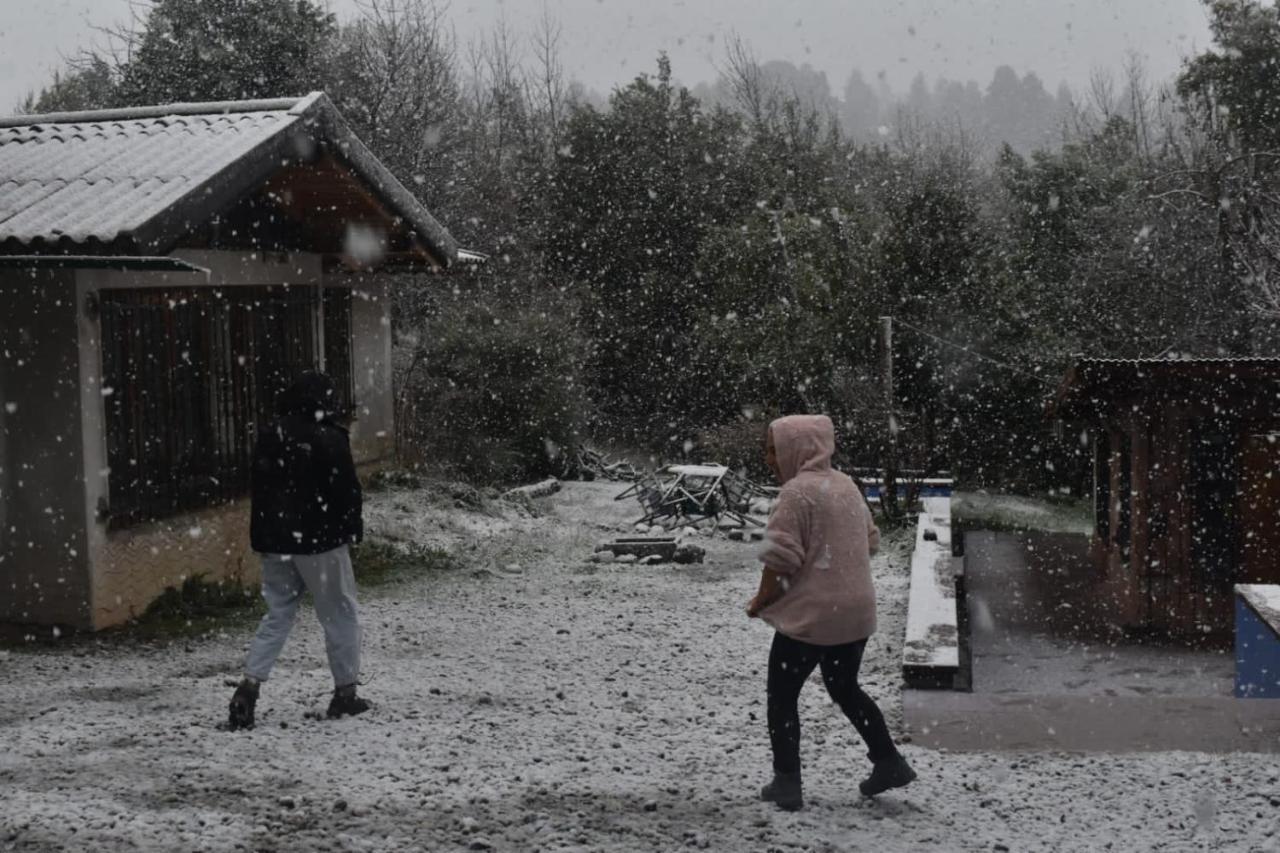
top-left (769, 414), bottom-right (835, 483)
top-left (279, 370), bottom-right (338, 420)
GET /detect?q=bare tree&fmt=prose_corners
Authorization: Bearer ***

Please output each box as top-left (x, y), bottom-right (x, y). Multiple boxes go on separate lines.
top-left (720, 34), bottom-right (774, 127)
top-left (461, 17), bottom-right (533, 165)
top-left (330, 0), bottom-right (460, 193)
top-left (530, 4), bottom-right (566, 146)
top-left (1122, 52), bottom-right (1155, 162)
top-left (1064, 66), bottom-right (1119, 138)
top-left (85, 0), bottom-right (151, 75)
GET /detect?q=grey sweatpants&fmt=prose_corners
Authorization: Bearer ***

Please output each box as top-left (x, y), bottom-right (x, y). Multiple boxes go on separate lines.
top-left (244, 545), bottom-right (362, 687)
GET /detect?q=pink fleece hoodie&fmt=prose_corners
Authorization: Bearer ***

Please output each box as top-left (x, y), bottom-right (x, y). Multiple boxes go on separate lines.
top-left (757, 415), bottom-right (881, 645)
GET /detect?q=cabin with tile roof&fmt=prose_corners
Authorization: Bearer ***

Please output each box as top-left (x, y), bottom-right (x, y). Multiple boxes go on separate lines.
top-left (0, 93), bottom-right (456, 630)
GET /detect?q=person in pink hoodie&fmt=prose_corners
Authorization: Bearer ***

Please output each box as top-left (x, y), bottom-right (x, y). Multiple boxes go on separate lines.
top-left (747, 414), bottom-right (916, 810)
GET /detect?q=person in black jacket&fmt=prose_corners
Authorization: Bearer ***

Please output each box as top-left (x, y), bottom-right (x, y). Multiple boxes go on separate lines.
top-left (228, 371), bottom-right (369, 730)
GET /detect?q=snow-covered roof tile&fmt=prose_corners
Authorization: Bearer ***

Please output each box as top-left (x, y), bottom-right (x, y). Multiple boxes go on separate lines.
top-left (0, 106), bottom-right (295, 252)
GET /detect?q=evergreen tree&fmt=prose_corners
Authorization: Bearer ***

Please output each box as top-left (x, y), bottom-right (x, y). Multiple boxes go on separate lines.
top-left (1180, 0), bottom-right (1280, 152)
top-left (117, 0), bottom-right (335, 105)
top-left (544, 56), bottom-right (749, 441)
top-left (21, 57), bottom-right (118, 113)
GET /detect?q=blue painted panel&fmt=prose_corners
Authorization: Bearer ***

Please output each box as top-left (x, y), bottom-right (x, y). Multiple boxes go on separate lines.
top-left (1235, 596), bottom-right (1280, 699)
top-left (862, 483), bottom-right (953, 500)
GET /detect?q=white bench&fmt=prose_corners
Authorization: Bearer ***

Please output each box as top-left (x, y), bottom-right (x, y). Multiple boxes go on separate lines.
top-left (902, 496), bottom-right (962, 688)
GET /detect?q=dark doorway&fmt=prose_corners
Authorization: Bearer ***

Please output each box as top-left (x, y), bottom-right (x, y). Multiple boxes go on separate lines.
top-left (1189, 426), bottom-right (1239, 589)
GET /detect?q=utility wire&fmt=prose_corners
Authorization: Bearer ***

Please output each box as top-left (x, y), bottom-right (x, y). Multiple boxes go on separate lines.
top-left (891, 317), bottom-right (1057, 387)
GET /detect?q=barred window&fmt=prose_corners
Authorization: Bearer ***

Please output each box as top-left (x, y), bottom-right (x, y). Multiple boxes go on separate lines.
top-left (99, 285), bottom-right (353, 527)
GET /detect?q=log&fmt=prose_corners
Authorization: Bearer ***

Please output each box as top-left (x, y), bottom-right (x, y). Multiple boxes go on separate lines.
top-left (502, 478), bottom-right (562, 500)
top-left (595, 537), bottom-right (679, 560)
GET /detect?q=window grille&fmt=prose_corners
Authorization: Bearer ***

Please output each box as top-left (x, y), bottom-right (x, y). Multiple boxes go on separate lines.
top-left (323, 287), bottom-right (354, 418)
top-left (98, 285), bottom-right (351, 527)
top-left (1094, 434), bottom-right (1110, 542)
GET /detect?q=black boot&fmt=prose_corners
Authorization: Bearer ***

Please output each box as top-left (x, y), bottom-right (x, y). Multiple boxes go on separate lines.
top-left (859, 753), bottom-right (916, 797)
top-left (326, 684), bottom-right (371, 719)
top-left (228, 679), bottom-right (259, 731)
top-left (760, 771), bottom-right (803, 811)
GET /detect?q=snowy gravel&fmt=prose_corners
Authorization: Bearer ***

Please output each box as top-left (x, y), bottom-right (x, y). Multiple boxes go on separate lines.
top-left (2, 482), bottom-right (1278, 852)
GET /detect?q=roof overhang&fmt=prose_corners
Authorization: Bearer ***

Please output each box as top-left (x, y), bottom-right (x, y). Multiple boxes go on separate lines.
top-left (0, 255), bottom-right (209, 273)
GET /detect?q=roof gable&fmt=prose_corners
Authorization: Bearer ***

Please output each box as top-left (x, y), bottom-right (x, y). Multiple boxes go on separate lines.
top-left (0, 93), bottom-right (456, 267)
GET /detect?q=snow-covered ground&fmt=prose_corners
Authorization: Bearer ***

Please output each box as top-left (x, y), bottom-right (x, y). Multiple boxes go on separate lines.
top-left (1, 482), bottom-right (1277, 852)
top-left (952, 491), bottom-right (1093, 536)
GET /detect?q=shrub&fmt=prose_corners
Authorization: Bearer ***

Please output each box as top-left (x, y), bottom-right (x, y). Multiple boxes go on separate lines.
top-left (142, 574), bottom-right (259, 622)
top-left (366, 468), bottom-right (426, 492)
top-left (121, 573), bottom-right (264, 640)
top-left (396, 296), bottom-right (586, 485)
top-left (695, 419), bottom-right (772, 482)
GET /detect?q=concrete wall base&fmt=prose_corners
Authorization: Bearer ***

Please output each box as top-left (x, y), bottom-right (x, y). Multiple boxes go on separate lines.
top-left (904, 689), bottom-right (1280, 753)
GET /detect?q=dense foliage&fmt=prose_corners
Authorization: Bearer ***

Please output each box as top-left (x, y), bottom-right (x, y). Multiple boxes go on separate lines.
top-left (395, 289), bottom-right (586, 483)
top-left (21, 0), bottom-right (1280, 487)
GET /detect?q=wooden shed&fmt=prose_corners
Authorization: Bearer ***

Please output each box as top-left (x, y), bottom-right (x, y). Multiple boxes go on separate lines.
top-left (1052, 357), bottom-right (1280, 638)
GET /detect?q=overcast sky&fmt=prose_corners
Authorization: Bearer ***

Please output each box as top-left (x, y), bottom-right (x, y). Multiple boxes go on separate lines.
top-left (0, 0), bottom-right (1215, 112)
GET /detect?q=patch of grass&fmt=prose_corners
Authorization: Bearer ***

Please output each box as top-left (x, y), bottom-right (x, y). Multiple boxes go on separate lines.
top-left (144, 574), bottom-right (259, 620)
top-left (351, 540), bottom-right (462, 587)
top-left (367, 467), bottom-right (428, 492)
top-left (952, 490), bottom-right (1092, 536)
top-left (121, 574), bottom-right (266, 641)
top-left (367, 468), bottom-right (517, 515)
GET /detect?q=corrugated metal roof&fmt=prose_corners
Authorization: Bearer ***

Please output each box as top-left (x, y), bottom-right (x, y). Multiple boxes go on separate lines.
top-left (456, 248), bottom-right (489, 265)
top-left (1075, 356), bottom-right (1280, 366)
top-left (1048, 354), bottom-right (1280, 418)
top-left (0, 92), bottom-right (457, 265)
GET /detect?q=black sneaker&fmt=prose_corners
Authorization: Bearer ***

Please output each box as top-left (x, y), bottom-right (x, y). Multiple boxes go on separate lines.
top-left (760, 771), bottom-right (803, 811)
top-left (859, 754), bottom-right (917, 797)
top-left (326, 685), bottom-right (371, 719)
top-left (228, 679), bottom-right (259, 731)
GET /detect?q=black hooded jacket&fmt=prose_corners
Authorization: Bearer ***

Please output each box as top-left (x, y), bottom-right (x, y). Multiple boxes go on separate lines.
top-left (249, 372), bottom-right (363, 555)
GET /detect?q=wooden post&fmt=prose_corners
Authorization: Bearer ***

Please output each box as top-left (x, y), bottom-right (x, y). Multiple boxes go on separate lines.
top-left (1131, 425), bottom-right (1151, 626)
top-left (881, 315), bottom-right (898, 519)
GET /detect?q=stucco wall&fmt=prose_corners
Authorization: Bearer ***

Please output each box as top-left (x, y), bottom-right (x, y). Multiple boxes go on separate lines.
top-left (88, 500), bottom-right (257, 628)
top-left (346, 277), bottom-right (395, 465)
top-left (0, 267), bottom-right (93, 628)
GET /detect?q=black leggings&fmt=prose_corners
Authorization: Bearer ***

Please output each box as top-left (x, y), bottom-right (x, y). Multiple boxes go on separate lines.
top-left (766, 631), bottom-right (898, 773)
